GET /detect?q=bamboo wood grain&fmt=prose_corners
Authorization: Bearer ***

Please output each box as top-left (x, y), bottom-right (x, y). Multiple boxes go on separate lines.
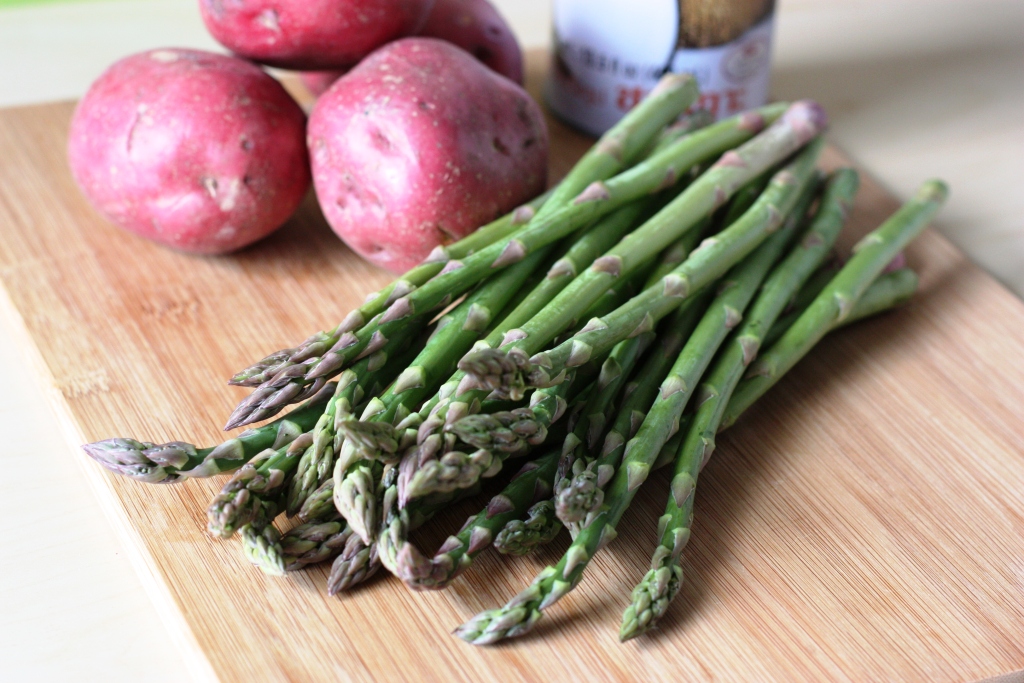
top-left (0, 55), bottom-right (1021, 682)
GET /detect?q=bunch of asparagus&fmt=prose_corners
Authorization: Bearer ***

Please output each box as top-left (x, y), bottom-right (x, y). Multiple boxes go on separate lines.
top-left (83, 73), bottom-right (947, 644)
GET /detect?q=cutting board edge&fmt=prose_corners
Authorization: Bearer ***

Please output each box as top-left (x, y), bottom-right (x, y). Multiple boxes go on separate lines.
top-left (0, 275), bottom-right (220, 683)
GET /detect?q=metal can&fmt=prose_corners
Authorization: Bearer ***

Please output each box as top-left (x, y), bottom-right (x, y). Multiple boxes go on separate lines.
top-left (546, 0), bottom-right (776, 136)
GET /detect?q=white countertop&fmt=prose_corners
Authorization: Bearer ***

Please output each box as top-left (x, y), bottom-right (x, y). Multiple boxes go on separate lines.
top-left (0, 0), bottom-right (1021, 680)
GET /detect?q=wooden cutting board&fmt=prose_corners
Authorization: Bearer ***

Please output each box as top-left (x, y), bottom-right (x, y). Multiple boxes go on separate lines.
top-left (1, 55), bottom-right (1022, 683)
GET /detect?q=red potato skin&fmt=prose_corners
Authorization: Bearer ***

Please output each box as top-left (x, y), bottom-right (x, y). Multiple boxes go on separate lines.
top-left (199, 0), bottom-right (435, 71)
top-left (298, 69), bottom-right (348, 97)
top-left (294, 0), bottom-right (521, 99)
top-left (307, 38), bottom-right (548, 273)
top-left (419, 0), bottom-right (523, 84)
top-left (67, 48), bottom-right (310, 254)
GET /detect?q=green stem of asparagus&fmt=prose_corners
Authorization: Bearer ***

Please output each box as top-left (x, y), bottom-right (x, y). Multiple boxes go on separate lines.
top-left (82, 382), bottom-right (335, 484)
top-left (554, 293), bottom-right (712, 530)
top-left (493, 499), bottom-right (562, 556)
top-left (287, 333), bottom-right (428, 516)
top-left (765, 267), bottom-right (918, 348)
top-left (619, 169), bottom-right (856, 639)
top-left (228, 192), bottom-right (555, 388)
top-left (388, 451), bottom-right (560, 590)
top-left (455, 180), bottom-right (816, 642)
top-left (456, 106), bottom-right (826, 398)
top-left (724, 179), bottom-right (947, 426)
top-left (511, 137), bottom-right (825, 396)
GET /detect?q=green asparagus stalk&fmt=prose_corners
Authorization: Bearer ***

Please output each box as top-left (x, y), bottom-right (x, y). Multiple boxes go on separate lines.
top-left (724, 179), bottom-right (948, 425)
top-left (455, 160), bottom-right (820, 644)
top-left (229, 192), bottom-right (554, 388)
top-left (493, 499), bottom-right (562, 556)
top-left (225, 305), bottom-right (433, 429)
top-left (333, 245), bottom-right (556, 457)
top-left (616, 265), bottom-right (919, 635)
top-left (297, 478), bottom-right (334, 522)
top-left (207, 434), bottom-right (313, 539)
top-left (478, 137), bottom-right (825, 399)
top-left (641, 219), bottom-right (710, 290)
top-left (402, 400), bottom-right (573, 504)
top-left (329, 250), bottom-right (558, 542)
top-left (287, 361), bottom-right (399, 516)
top-left (636, 165), bottom-right (768, 292)
top-left (327, 533), bottom-right (380, 595)
top-left (764, 267), bottom-right (918, 348)
top-left (230, 104), bottom-right (791, 430)
top-left (554, 294), bottom-right (712, 530)
top-left (82, 381), bottom-right (335, 484)
top-left (457, 109), bottom-right (827, 399)
top-left (445, 388), bottom-right (568, 456)
top-left (284, 333), bottom-right (423, 516)
top-left (387, 451), bottom-right (560, 589)
top-left (402, 319), bottom-right (616, 506)
top-left (556, 165), bottom-right (827, 532)
top-left (619, 169), bottom-right (857, 639)
top-left (209, 342), bottom-right (416, 538)
top-left (551, 329), bottom-right (663, 533)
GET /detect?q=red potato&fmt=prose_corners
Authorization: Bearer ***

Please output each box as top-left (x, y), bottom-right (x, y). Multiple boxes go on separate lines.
top-left (308, 38), bottom-right (548, 273)
top-left (294, 0), bottom-right (521, 100)
top-left (67, 48), bottom-right (310, 254)
top-left (298, 69), bottom-right (348, 98)
top-left (199, 0), bottom-right (435, 71)
top-left (420, 0), bottom-right (523, 84)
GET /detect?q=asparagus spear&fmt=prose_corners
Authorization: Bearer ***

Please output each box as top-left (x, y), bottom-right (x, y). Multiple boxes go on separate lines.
top-left (287, 352), bottom-right (409, 517)
top-left (82, 382), bottom-right (336, 484)
top-left (207, 434), bottom-right (313, 540)
top-left (724, 179), bottom-right (948, 425)
top-left (208, 342), bottom-right (416, 538)
top-left (455, 159), bottom-right (819, 644)
top-left (296, 478), bottom-right (334, 522)
top-left (242, 497), bottom-right (353, 577)
top-left (619, 169), bottom-right (858, 639)
top-left (493, 499), bottom-right (562, 556)
top-left (327, 534), bottom-right (380, 595)
top-left (402, 299), bottom-right (630, 506)
top-left (554, 294), bottom-right (712, 530)
top-left (288, 246), bottom-right (553, 517)
top-left (457, 112), bottom-right (827, 399)
top-left (615, 264), bottom-right (920, 636)
top-left (329, 249), bottom-right (560, 542)
top-left (228, 104), bottom-right (790, 429)
top-left (475, 137), bottom-right (825, 400)
top-left (229, 191), bottom-right (553, 388)
top-left (549, 327), bottom-right (666, 535)
top-left (764, 267), bottom-right (918, 348)
top-left (444, 353), bottom-right (600, 456)
top-left (387, 451), bottom-right (560, 590)
top-left (224, 302), bottom-right (439, 430)
top-left (398, 227), bottom-right (659, 507)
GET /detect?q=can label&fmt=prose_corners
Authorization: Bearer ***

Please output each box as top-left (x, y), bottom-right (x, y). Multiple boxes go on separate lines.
top-left (546, 0), bottom-right (775, 136)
